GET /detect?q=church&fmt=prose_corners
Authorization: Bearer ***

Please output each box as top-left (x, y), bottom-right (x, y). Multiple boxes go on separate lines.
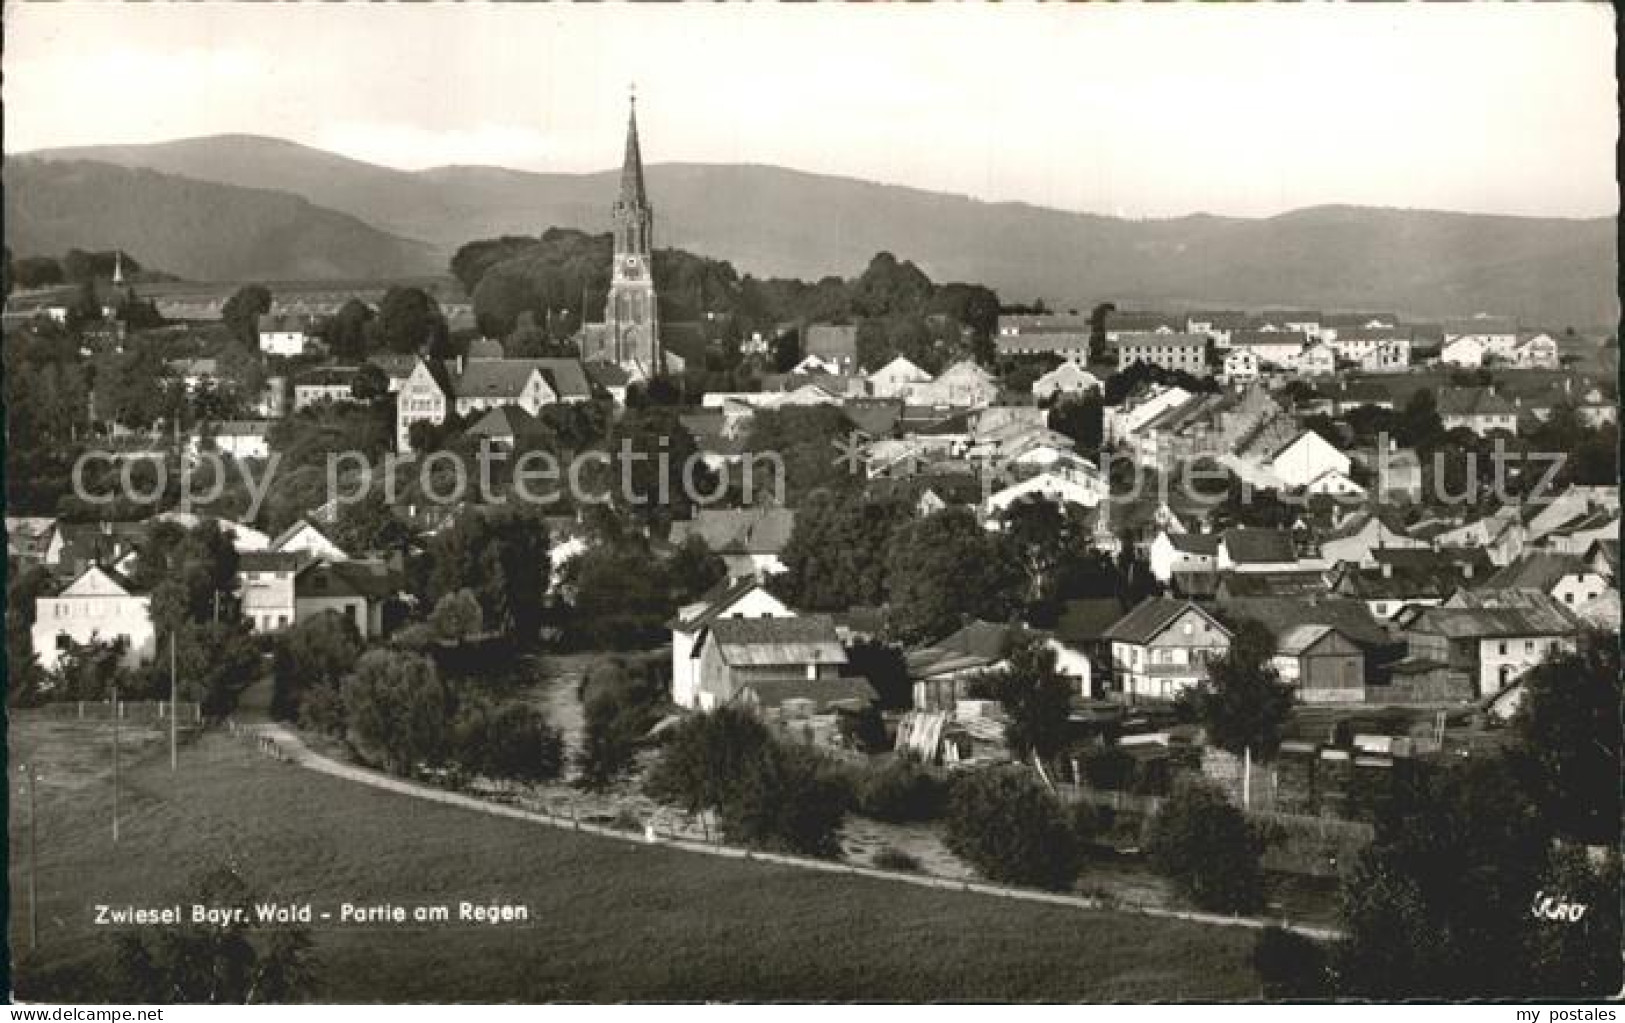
top-left (575, 94), bottom-right (687, 381)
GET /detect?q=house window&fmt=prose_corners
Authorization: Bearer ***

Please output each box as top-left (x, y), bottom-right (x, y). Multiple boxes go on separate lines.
top-left (1498, 641), bottom-right (1508, 656)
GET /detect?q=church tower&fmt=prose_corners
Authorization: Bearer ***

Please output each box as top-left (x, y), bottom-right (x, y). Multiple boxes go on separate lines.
top-left (603, 92), bottom-right (662, 375)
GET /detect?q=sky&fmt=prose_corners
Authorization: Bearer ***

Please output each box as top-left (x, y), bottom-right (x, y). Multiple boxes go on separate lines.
top-left (4, 2), bottom-right (1617, 220)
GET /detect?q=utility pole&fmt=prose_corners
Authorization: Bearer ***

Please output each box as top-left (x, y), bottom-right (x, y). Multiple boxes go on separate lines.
top-left (24, 763), bottom-right (38, 949)
top-left (111, 678), bottom-right (120, 844)
top-left (170, 631), bottom-right (178, 771)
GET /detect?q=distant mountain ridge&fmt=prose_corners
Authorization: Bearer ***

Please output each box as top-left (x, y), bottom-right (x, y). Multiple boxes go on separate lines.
top-left (15, 134), bottom-right (1618, 327)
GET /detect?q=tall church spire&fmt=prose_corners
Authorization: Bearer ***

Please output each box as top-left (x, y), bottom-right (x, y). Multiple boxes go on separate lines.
top-left (619, 88), bottom-right (647, 210)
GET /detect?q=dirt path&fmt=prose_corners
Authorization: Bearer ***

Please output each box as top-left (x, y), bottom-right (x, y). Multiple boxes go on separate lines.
top-left (245, 721), bottom-right (1342, 941)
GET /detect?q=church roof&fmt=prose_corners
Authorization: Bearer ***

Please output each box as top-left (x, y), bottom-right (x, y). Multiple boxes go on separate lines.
top-left (619, 96), bottom-right (648, 210)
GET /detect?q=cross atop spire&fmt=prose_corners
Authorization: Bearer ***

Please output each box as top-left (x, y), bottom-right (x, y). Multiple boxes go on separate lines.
top-left (618, 88), bottom-right (647, 210)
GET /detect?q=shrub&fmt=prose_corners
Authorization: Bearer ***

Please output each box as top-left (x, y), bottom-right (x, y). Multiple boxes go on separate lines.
top-left (718, 742), bottom-right (851, 858)
top-left (454, 700), bottom-right (564, 783)
top-left (577, 655), bottom-right (673, 789)
top-left (944, 767), bottom-right (1081, 891)
top-left (873, 847), bottom-right (922, 872)
top-left (1145, 779), bottom-right (1265, 913)
top-left (1079, 747), bottom-right (1134, 790)
top-left (645, 707), bottom-right (850, 857)
top-left (853, 758), bottom-right (949, 823)
top-left (835, 704), bottom-right (889, 752)
top-left (1069, 800), bottom-right (1109, 846)
top-left (343, 649), bottom-right (451, 776)
top-left (1252, 927), bottom-right (1330, 998)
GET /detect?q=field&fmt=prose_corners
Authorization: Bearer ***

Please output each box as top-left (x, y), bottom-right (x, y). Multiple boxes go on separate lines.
top-left (8, 717), bottom-right (1262, 1002)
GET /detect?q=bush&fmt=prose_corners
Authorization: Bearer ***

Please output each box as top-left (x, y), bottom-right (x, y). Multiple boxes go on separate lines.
top-left (1069, 800), bottom-right (1109, 846)
top-left (645, 707), bottom-right (851, 857)
top-left (454, 701), bottom-right (564, 783)
top-left (718, 742), bottom-right (851, 858)
top-left (1079, 747), bottom-right (1134, 790)
top-left (853, 758), bottom-right (949, 823)
top-left (343, 649), bottom-right (451, 776)
top-left (1252, 927), bottom-right (1330, 998)
top-left (944, 767), bottom-right (1081, 891)
top-left (1145, 779), bottom-right (1265, 913)
top-left (577, 655), bottom-right (671, 789)
top-left (873, 847), bottom-right (921, 872)
top-left (835, 704), bottom-right (889, 752)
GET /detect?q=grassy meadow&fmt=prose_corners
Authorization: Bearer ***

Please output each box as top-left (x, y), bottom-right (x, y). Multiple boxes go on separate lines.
top-left (7, 718), bottom-right (1262, 1002)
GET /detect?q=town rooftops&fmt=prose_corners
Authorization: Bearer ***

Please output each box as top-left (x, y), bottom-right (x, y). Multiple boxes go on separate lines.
top-left (996, 333), bottom-right (1092, 353)
top-left (1102, 597), bottom-right (1229, 645)
top-left (1276, 623), bottom-right (1341, 657)
top-left (907, 619), bottom-right (1031, 678)
top-left (803, 324), bottom-right (858, 360)
top-left (465, 405), bottom-right (544, 441)
top-left (295, 365), bottom-right (359, 387)
top-left (1000, 313), bottom-right (1092, 334)
top-left (706, 615), bottom-right (846, 667)
top-left (1221, 596), bottom-right (1393, 648)
top-left (237, 550), bottom-right (307, 573)
top-left (1115, 331), bottom-right (1207, 348)
top-left (295, 558), bottom-right (397, 600)
top-left (256, 313), bottom-right (313, 333)
top-left (1412, 592), bottom-right (1577, 639)
top-left (1107, 311), bottom-right (1183, 332)
top-left (1168, 532), bottom-right (1222, 557)
top-left (669, 508), bottom-right (796, 555)
top-left (1481, 552), bottom-right (1594, 594)
top-left (204, 420), bottom-right (275, 438)
top-left (673, 577), bottom-right (775, 631)
top-left (1220, 527), bottom-right (1298, 564)
top-left (1231, 329), bottom-right (1310, 348)
top-left (1436, 386), bottom-right (1516, 418)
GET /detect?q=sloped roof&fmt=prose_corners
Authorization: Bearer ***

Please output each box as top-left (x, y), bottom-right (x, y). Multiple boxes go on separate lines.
top-left (238, 550), bottom-right (306, 573)
top-left (1412, 598), bottom-right (1576, 639)
top-left (1168, 532), bottom-right (1221, 556)
top-left (1436, 386), bottom-right (1516, 418)
top-left (367, 352), bottom-right (418, 379)
top-left (1220, 572), bottom-right (1328, 599)
top-left (675, 577), bottom-right (777, 630)
top-left (1115, 331), bottom-right (1207, 349)
top-left (843, 399), bottom-right (904, 437)
top-left (1232, 330), bottom-right (1310, 348)
top-left (584, 362), bottom-right (631, 388)
top-left (1102, 597), bottom-right (1228, 644)
top-left (295, 558), bottom-right (397, 600)
top-left (907, 619), bottom-right (1024, 678)
top-left (1482, 552), bottom-right (1594, 593)
top-left (804, 324), bottom-right (858, 359)
top-left (1276, 624), bottom-right (1338, 656)
top-left (669, 508), bottom-right (796, 555)
top-left (1221, 527), bottom-right (1297, 564)
top-left (1221, 596), bottom-right (1392, 648)
top-left (466, 405), bottom-right (544, 440)
top-left (708, 615), bottom-right (846, 666)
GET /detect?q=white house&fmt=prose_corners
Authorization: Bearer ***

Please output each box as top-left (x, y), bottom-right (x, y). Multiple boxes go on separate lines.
top-left (237, 551), bottom-right (301, 633)
top-left (1033, 362), bottom-right (1102, 402)
top-left (1148, 530), bottom-right (1220, 583)
top-left (983, 469), bottom-right (1107, 522)
top-left (272, 519), bottom-right (349, 562)
top-left (257, 314), bottom-right (312, 357)
top-left (1444, 316), bottom-right (1519, 360)
top-left (191, 421), bottom-right (273, 461)
top-left (32, 564), bottom-right (156, 672)
top-left (1268, 430), bottom-right (1350, 490)
top-left (1305, 468), bottom-right (1368, 499)
top-left (1512, 333), bottom-right (1561, 369)
top-left (1221, 348), bottom-right (1259, 384)
top-left (1297, 343), bottom-right (1337, 378)
top-left (1440, 336), bottom-right (1486, 368)
top-left (868, 356), bottom-right (933, 399)
top-left (670, 579), bottom-right (795, 708)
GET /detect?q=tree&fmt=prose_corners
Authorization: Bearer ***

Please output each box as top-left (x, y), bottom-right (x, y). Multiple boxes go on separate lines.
top-left (64, 280), bottom-right (103, 330)
top-left (770, 329), bottom-right (802, 372)
top-left (885, 508), bottom-right (1022, 642)
top-left (1047, 393), bottom-right (1104, 455)
top-left (330, 489), bottom-right (410, 556)
top-left (986, 634), bottom-right (1074, 783)
top-left (1177, 618), bottom-right (1294, 807)
top-left (350, 361), bottom-right (390, 401)
top-left (843, 639), bottom-right (911, 710)
top-left (944, 766), bottom-right (1081, 890)
top-left (270, 611), bottom-right (363, 723)
top-left (375, 286), bottom-right (446, 354)
top-left (147, 521), bottom-right (241, 633)
top-left (563, 536), bottom-right (675, 647)
top-left (452, 700), bottom-right (564, 783)
top-left (740, 405), bottom-right (857, 506)
top-left (326, 299), bottom-right (376, 362)
top-left (1332, 754), bottom-right (1566, 997)
top-left (221, 285), bottom-right (272, 347)
top-left (773, 491), bottom-right (909, 611)
top-left (110, 864), bottom-right (315, 1003)
top-left (644, 705), bottom-right (775, 818)
top-left (427, 507), bottom-right (551, 640)
top-left (343, 649), bottom-right (451, 776)
top-left (717, 741), bottom-right (850, 858)
top-left (1145, 778), bottom-right (1265, 913)
top-left (665, 534), bottom-right (727, 606)
top-left (428, 588), bottom-right (484, 646)
top-left (1510, 631), bottom-right (1621, 845)
top-left (576, 655), bottom-right (670, 788)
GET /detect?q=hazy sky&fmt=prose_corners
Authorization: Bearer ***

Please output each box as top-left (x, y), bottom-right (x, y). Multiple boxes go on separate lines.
top-left (5, 2), bottom-right (1616, 219)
